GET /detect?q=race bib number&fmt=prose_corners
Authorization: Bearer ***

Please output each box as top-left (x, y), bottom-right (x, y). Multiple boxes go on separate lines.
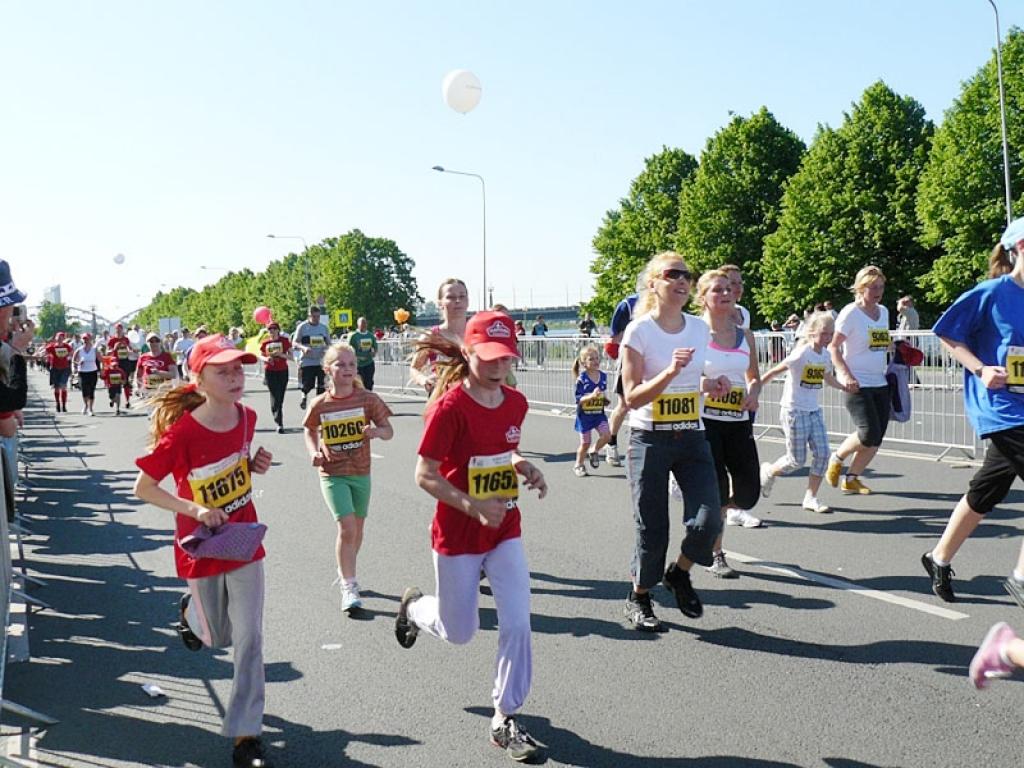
top-left (188, 453), bottom-right (252, 514)
top-left (468, 451), bottom-right (518, 508)
top-left (54, 347), bottom-right (68, 358)
top-left (359, 339), bottom-right (372, 351)
top-left (117, 347), bottom-right (129, 359)
top-left (869, 328), bottom-right (890, 351)
top-left (107, 372), bottom-right (122, 384)
top-left (703, 386), bottom-right (746, 419)
top-left (652, 390), bottom-right (700, 430)
top-left (320, 407), bottom-right (366, 453)
top-left (265, 342), bottom-right (283, 356)
top-left (147, 369), bottom-right (169, 381)
top-left (581, 394), bottom-right (606, 414)
top-left (309, 336), bottom-right (325, 348)
top-left (800, 364), bottom-right (825, 389)
top-left (1006, 345), bottom-right (1024, 394)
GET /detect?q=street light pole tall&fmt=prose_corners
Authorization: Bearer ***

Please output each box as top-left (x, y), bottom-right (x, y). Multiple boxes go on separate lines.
top-left (266, 234), bottom-right (312, 307)
top-left (987, 0), bottom-right (1014, 224)
top-left (433, 166), bottom-right (487, 309)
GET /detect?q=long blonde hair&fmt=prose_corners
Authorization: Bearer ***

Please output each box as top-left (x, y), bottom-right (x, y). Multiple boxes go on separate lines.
top-left (636, 251), bottom-right (691, 316)
top-left (323, 342), bottom-right (365, 391)
top-left (147, 383), bottom-right (205, 449)
top-left (414, 332), bottom-right (470, 404)
top-left (572, 345), bottom-right (601, 378)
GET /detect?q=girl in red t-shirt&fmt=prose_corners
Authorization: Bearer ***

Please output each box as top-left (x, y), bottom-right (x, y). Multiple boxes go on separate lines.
top-left (133, 334), bottom-right (275, 768)
top-left (258, 322), bottom-right (292, 433)
top-left (395, 311), bottom-right (548, 762)
top-left (100, 356), bottom-right (124, 414)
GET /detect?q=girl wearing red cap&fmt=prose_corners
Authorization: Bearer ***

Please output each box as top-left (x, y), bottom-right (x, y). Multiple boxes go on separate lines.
top-left (133, 333), bottom-right (276, 768)
top-left (44, 332), bottom-right (73, 412)
top-left (395, 311), bottom-right (548, 762)
top-left (259, 322), bottom-right (291, 433)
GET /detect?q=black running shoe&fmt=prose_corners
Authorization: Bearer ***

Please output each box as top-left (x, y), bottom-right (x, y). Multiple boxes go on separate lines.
top-left (921, 552), bottom-right (955, 602)
top-left (395, 587), bottom-right (423, 648)
top-left (299, 396), bottom-right (307, 410)
top-left (663, 563), bottom-right (703, 618)
top-left (588, 450), bottom-right (600, 469)
top-left (232, 737), bottom-right (272, 768)
top-left (490, 716), bottom-right (542, 763)
top-left (1004, 576), bottom-right (1024, 610)
top-left (623, 590), bottom-right (665, 632)
top-left (177, 594), bottom-right (203, 651)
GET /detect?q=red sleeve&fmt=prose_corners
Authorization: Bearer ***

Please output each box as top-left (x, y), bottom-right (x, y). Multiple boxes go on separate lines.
top-left (418, 395), bottom-right (459, 462)
top-left (135, 422), bottom-right (184, 482)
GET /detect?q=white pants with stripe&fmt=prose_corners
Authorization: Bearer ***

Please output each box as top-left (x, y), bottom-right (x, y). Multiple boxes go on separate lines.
top-left (186, 559), bottom-right (265, 738)
top-left (408, 537), bottom-right (532, 715)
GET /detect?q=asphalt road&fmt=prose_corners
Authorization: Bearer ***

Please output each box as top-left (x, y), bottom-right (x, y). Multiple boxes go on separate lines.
top-left (2, 370), bottom-right (1022, 767)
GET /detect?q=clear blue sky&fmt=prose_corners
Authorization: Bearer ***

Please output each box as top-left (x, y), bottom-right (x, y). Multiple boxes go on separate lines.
top-left (2, 1), bottom-right (1021, 322)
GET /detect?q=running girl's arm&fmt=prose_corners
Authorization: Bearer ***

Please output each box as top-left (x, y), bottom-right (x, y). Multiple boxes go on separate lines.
top-left (621, 345), bottom-right (696, 409)
top-left (362, 414), bottom-right (393, 441)
top-left (824, 370), bottom-right (847, 391)
top-left (511, 451), bottom-right (547, 499)
top-left (133, 470), bottom-right (228, 527)
top-left (938, 336), bottom-right (1008, 389)
top-left (742, 328), bottom-right (762, 411)
top-left (700, 375), bottom-right (732, 398)
top-left (303, 425), bottom-right (326, 467)
top-left (760, 361), bottom-right (787, 385)
top-left (415, 455), bottom-right (507, 528)
top-left (828, 332), bottom-right (859, 392)
top-left (250, 446), bottom-right (272, 474)
top-left (409, 347), bottom-right (435, 390)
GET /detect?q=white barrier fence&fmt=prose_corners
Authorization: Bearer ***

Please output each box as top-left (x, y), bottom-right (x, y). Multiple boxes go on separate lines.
top-left (272, 331), bottom-right (982, 461)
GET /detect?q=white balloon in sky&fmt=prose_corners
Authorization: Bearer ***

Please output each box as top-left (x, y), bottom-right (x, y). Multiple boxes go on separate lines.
top-left (442, 69), bottom-right (482, 114)
top-left (113, 253), bottom-right (125, 265)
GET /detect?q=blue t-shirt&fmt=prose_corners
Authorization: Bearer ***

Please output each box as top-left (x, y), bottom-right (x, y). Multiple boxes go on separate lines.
top-left (574, 370), bottom-right (608, 432)
top-left (932, 275), bottom-right (1024, 437)
top-left (610, 294), bottom-right (639, 338)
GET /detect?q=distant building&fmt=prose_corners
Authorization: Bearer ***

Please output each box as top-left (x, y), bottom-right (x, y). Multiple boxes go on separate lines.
top-left (43, 285), bottom-right (61, 304)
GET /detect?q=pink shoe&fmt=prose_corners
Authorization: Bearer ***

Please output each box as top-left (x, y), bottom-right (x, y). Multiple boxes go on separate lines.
top-left (969, 622), bottom-right (1017, 689)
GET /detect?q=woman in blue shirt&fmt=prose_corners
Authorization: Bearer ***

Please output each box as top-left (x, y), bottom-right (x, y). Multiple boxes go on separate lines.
top-left (922, 217), bottom-right (1024, 608)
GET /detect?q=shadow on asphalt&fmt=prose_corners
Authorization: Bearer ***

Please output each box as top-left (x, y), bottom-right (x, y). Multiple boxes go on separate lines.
top-left (260, 713), bottom-right (420, 767)
top-left (465, 706), bottom-right (802, 767)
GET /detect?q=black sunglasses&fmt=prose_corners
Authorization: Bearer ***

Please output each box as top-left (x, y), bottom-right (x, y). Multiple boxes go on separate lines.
top-left (660, 268), bottom-right (692, 282)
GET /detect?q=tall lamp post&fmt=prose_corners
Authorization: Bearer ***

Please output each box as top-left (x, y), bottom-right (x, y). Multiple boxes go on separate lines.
top-left (432, 166), bottom-right (487, 309)
top-left (987, 0), bottom-right (1014, 224)
top-left (266, 234), bottom-right (312, 307)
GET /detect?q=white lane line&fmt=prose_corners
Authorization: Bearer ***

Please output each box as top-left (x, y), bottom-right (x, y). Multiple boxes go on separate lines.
top-left (371, 453), bottom-right (383, 459)
top-left (727, 551), bottom-right (969, 621)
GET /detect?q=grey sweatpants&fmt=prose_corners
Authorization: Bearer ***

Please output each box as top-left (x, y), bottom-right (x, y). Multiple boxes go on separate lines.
top-left (185, 559), bottom-right (265, 738)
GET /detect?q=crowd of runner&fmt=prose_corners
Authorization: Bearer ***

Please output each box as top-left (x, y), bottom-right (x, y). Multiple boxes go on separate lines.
top-left (1, 215), bottom-right (1021, 766)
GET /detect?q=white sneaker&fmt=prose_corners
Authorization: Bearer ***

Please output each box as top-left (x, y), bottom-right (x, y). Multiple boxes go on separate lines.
top-left (759, 462), bottom-right (776, 498)
top-left (341, 581), bottom-right (362, 612)
top-left (605, 445), bottom-right (623, 467)
top-left (573, 464), bottom-right (587, 478)
top-left (81, 405), bottom-right (88, 414)
top-left (726, 508), bottom-right (763, 528)
top-left (802, 495), bottom-right (831, 514)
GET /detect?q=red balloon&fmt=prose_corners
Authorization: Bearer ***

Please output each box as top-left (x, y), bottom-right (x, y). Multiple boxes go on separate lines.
top-left (252, 306), bottom-right (273, 325)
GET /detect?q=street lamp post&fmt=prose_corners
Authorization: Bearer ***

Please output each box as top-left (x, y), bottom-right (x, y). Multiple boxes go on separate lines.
top-left (987, 0), bottom-right (1014, 224)
top-left (432, 166), bottom-right (487, 310)
top-left (266, 234), bottom-right (312, 306)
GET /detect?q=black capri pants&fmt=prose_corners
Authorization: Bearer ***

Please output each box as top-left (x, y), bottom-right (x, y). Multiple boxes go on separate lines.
top-left (299, 365), bottom-right (325, 396)
top-left (844, 385), bottom-right (891, 448)
top-left (49, 368), bottom-right (71, 389)
top-left (703, 418), bottom-right (761, 511)
top-left (79, 370), bottom-right (98, 400)
top-left (966, 426), bottom-right (1024, 515)
top-left (627, 428), bottom-right (722, 588)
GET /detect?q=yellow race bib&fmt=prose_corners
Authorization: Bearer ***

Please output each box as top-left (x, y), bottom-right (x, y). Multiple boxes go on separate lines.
top-left (703, 386), bottom-right (746, 419)
top-left (652, 390), bottom-right (700, 430)
top-left (309, 336), bottom-right (325, 348)
top-left (468, 451), bottom-right (518, 508)
top-left (869, 328), bottom-right (890, 351)
top-left (800, 364), bottom-right (825, 389)
top-left (107, 372), bottom-right (122, 384)
top-left (117, 347), bottom-right (129, 359)
top-left (1006, 345), bottom-right (1024, 394)
top-left (188, 453), bottom-right (252, 514)
top-left (320, 407), bottom-right (366, 453)
top-left (359, 339), bottom-right (373, 351)
top-left (54, 347), bottom-right (68, 358)
top-left (265, 342), bottom-right (283, 356)
top-left (581, 394), bottom-right (607, 414)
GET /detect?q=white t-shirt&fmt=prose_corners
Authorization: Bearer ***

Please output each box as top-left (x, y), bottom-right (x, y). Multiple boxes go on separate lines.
top-left (75, 346), bottom-right (99, 373)
top-left (836, 303), bottom-right (890, 388)
top-left (622, 313), bottom-right (710, 432)
top-left (779, 343), bottom-right (831, 412)
top-left (172, 337), bottom-right (194, 363)
top-left (702, 330), bottom-right (750, 422)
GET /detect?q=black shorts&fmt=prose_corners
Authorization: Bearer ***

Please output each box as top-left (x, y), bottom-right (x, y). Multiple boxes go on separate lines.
top-left (967, 426), bottom-right (1024, 515)
top-left (50, 368), bottom-right (71, 389)
top-left (703, 418), bottom-right (761, 510)
top-left (844, 385), bottom-right (891, 448)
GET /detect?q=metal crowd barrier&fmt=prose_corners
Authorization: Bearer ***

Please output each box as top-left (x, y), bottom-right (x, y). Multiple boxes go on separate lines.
top-left (364, 331), bottom-right (982, 460)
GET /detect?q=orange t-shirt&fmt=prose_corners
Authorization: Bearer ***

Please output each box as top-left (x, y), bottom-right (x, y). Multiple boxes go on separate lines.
top-left (303, 389), bottom-right (393, 477)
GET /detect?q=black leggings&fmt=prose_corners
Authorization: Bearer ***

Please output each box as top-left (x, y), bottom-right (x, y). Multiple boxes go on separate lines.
top-left (79, 371), bottom-right (98, 400)
top-left (844, 385), bottom-right (891, 447)
top-left (300, 365), bottom-right (325, 396)
top-left (703, 418), bottom-right (761, 511)
top-left (266, 369), bottom-right (289, 427)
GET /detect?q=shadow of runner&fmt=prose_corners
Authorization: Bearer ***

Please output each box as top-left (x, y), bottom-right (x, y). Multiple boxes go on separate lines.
top-left (261, 713), bottom-right (420, 768)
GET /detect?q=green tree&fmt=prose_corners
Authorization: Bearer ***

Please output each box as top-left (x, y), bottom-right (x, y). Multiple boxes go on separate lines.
top-left (587, 146), bottom-right (698, 321)
top-left (37, 301), bottom-right (73, 339)
top-left (917, 27), bottom-right (1024, 305)
top-left (758, 81), bottom-right (936, 323)
top-left (675, 107), bottom-right (805, 325)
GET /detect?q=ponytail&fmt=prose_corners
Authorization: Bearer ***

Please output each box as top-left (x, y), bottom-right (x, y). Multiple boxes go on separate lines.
top-left (146, 383), bottom-right (205, 449)
top-left (988, 243), bottom-right (1015, 278)
top-left (413, 332), bottom-right (470, 404)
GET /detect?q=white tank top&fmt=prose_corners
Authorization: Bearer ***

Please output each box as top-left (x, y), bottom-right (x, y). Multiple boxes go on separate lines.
top-left (76, 346), bottom-right (99, 373)
top-left (702, 328), bottom-right (750, 422)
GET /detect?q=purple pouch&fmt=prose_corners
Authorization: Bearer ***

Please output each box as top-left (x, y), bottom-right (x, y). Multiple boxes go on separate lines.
top-left (179, 522), bottom-right (267, 562)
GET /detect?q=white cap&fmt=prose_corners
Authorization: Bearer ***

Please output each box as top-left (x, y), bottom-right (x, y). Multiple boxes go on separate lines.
top-left (999, 216), bottom-right (1024, 249)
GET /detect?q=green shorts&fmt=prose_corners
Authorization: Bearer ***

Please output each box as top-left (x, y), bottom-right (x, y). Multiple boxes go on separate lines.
top-left (319, 474), bottom-right (372, 519)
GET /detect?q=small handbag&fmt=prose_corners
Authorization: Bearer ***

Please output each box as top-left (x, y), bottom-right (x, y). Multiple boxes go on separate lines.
top-left (179, 522), bottom-right (267, 561)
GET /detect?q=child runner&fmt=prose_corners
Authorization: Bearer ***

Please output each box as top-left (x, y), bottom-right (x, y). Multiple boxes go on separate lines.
top-left (921, 216), bottom-right (1024, 605)
top-left (395, 311), bottom-right (548, 762)
top-left (970, 622), bottom-right (1024, 689)
top-left (45, 332), bottom-right (73, 413)
top-left (101, 355), bottom-right (124, 414)
top-left (259, 322), bottom-right (291, 434)
top-left (303, 343), bottom-right (393, 615)
top-left (571, 345), bottom-right (611, 477)
top-left (759, 311), bottom-right (847, 514)
top-left (133, 334), bottom-right (275, 768)
top-left (108, 323), bottom-right (136, 409)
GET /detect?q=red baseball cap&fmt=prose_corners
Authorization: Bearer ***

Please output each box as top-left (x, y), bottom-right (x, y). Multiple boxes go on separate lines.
top-left (188, 333), bottom-right (257, 374)
top-left (464, 311), bottom-right (519, 361)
